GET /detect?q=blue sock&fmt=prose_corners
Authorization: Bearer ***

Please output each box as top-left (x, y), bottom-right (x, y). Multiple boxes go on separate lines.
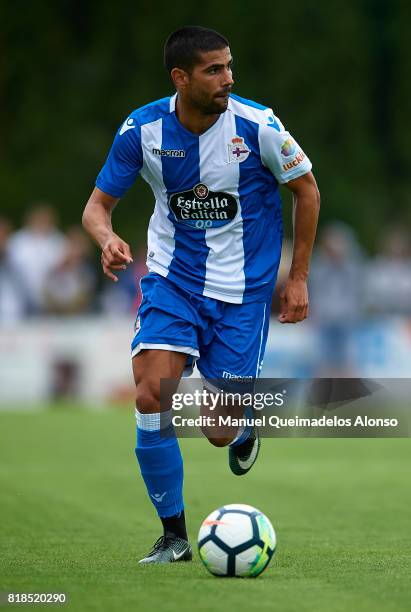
top-left (230, 406), bottom-right (254, 447)
top-left (135, 409), bottom-right (184, 518)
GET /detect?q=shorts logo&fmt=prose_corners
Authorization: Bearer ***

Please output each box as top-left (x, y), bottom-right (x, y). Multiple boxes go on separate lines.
top-left (134, 316), bottom-right (141, 333)
top-left (169, 183), bottom-right (238, 230)
top-left (152, 147), bottom-right (185, 158)
top-left (227, 136), bottom-right (250, 163)
top-left (280, 138), bottom-right (297, 158)
top-left (222, 371), bottom-right (253, 380)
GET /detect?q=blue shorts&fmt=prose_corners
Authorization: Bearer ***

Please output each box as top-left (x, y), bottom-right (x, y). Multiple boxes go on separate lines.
top-left (131, 272), bottom-right (272, 380)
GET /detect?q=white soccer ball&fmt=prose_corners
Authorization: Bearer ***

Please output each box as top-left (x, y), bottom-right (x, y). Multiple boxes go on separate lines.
top-left (197, 504), bottom-right (276, 577)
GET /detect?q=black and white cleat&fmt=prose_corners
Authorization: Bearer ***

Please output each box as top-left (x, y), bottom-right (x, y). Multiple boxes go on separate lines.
top-left (229, 427), bottom-right (261, 476)
top-left (138, 535), bottom-right (193, 564)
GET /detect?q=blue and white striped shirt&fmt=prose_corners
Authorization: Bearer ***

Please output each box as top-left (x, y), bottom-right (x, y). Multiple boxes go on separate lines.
top-left (96, 93), bottom-right (312, 304)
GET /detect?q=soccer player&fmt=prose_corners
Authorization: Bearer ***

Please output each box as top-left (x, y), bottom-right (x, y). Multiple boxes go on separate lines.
top-left (82, 26), bottom-right (320, 564)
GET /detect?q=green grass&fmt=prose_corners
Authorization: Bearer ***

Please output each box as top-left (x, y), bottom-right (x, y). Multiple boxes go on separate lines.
top-left (0, 408), bottom-right (410, 611)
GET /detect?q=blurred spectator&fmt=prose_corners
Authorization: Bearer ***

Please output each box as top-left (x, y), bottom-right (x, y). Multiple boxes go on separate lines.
top-left (0, 217), bottom-right (30, 322)
top-left (309, 222), bottom-right (364, 375)
top-left (365, 225), bottom-right (411, 315)
top-left (43, 226), bottom-right (97, 315)
top-left (8, 204), bottom-right (66, 314)
top-left (100, 245), bottom-right (147, 315)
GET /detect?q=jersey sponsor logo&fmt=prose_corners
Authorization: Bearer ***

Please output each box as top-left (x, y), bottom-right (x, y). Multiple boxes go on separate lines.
top-left (194, 183), bottom-right (208, 198)
top-left (119, 118), bottom-right (136, 135)
top-left (169, 183), bottom-right (238, 229)
top-left (282, 150), bottom-right (306, 172)
top-left (152, 147), bottom-right (185, 158)
top-left (227, 136), bottom-right (250, 163)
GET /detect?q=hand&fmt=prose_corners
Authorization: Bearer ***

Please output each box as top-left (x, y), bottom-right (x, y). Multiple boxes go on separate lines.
top-left (101, 235), bottom-right (133, 282)
top-left (278, 277), bottom-right (308, 324)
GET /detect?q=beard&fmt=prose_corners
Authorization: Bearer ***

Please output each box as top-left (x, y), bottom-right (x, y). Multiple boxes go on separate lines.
top-left (190, 89), bottom-right (230, 115)
top-left (205, 96), bottom-right (230, 114)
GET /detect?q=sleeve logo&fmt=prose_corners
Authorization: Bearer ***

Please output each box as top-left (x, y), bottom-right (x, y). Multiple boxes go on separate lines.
top-left (119, 118), bottom-right (136, 135)
top-left (280, 137), bottom-right (306, 171)
top-left (280, 138), bottom-right (296, 157)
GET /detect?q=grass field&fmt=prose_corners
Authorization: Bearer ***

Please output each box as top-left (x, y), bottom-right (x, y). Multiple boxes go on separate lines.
top-left (0, 408), bottom-right (410, 611)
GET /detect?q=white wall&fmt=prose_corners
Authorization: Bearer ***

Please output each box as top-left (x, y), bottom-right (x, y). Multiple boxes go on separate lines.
top-left (1, 316), bottom-right (410, 406)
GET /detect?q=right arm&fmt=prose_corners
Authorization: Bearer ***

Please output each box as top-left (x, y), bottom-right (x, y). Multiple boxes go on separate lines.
top-left (82, 187), bottom-right (133, 282)
top-left (83, 113), bottom-right (142, 281)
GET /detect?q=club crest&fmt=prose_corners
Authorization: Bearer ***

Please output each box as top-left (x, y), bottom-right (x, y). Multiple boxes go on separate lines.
top-left (227, 136), bottom-right (250, 163)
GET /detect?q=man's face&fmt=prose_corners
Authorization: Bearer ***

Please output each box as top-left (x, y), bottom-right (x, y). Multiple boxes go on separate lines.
top-left (182, 47), bottom-right (234, 114)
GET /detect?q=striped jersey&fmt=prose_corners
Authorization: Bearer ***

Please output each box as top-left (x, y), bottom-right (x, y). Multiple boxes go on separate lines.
top-left (96, 93), bottom-right (312, 304)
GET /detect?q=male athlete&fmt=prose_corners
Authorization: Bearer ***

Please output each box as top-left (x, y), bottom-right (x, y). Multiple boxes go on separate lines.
top-left (82, 26), bottom-right (320, 564)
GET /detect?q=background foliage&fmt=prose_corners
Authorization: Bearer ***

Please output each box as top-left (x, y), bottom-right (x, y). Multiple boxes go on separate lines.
top-left (2, 0), bottom-right (410, 249)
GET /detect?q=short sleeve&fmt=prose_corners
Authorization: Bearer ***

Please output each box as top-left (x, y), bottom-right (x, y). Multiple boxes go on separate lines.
top-left (258, 113), bottom-right (312, 184)
top-left (95, 116), bottom-right (143, 197)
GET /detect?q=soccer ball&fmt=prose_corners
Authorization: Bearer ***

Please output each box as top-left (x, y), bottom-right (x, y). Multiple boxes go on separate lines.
top-left (197, 504), bottom-right (276, 577)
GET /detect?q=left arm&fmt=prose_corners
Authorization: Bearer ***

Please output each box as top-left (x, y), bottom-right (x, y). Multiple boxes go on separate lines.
top-left (279, 171), bottom-right (320, 323)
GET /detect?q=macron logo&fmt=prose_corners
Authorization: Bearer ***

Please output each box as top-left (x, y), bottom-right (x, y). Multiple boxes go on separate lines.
top-left (119, 118), bottom-right (136, 135)
top-left (151, 492), bottom-right (167, 502)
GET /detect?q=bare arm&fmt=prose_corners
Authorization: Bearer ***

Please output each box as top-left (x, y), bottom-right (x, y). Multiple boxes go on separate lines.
top-left (279, 171), bottom-right (320, 323)
top-left (82, 187), bottom-right (133, 282)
